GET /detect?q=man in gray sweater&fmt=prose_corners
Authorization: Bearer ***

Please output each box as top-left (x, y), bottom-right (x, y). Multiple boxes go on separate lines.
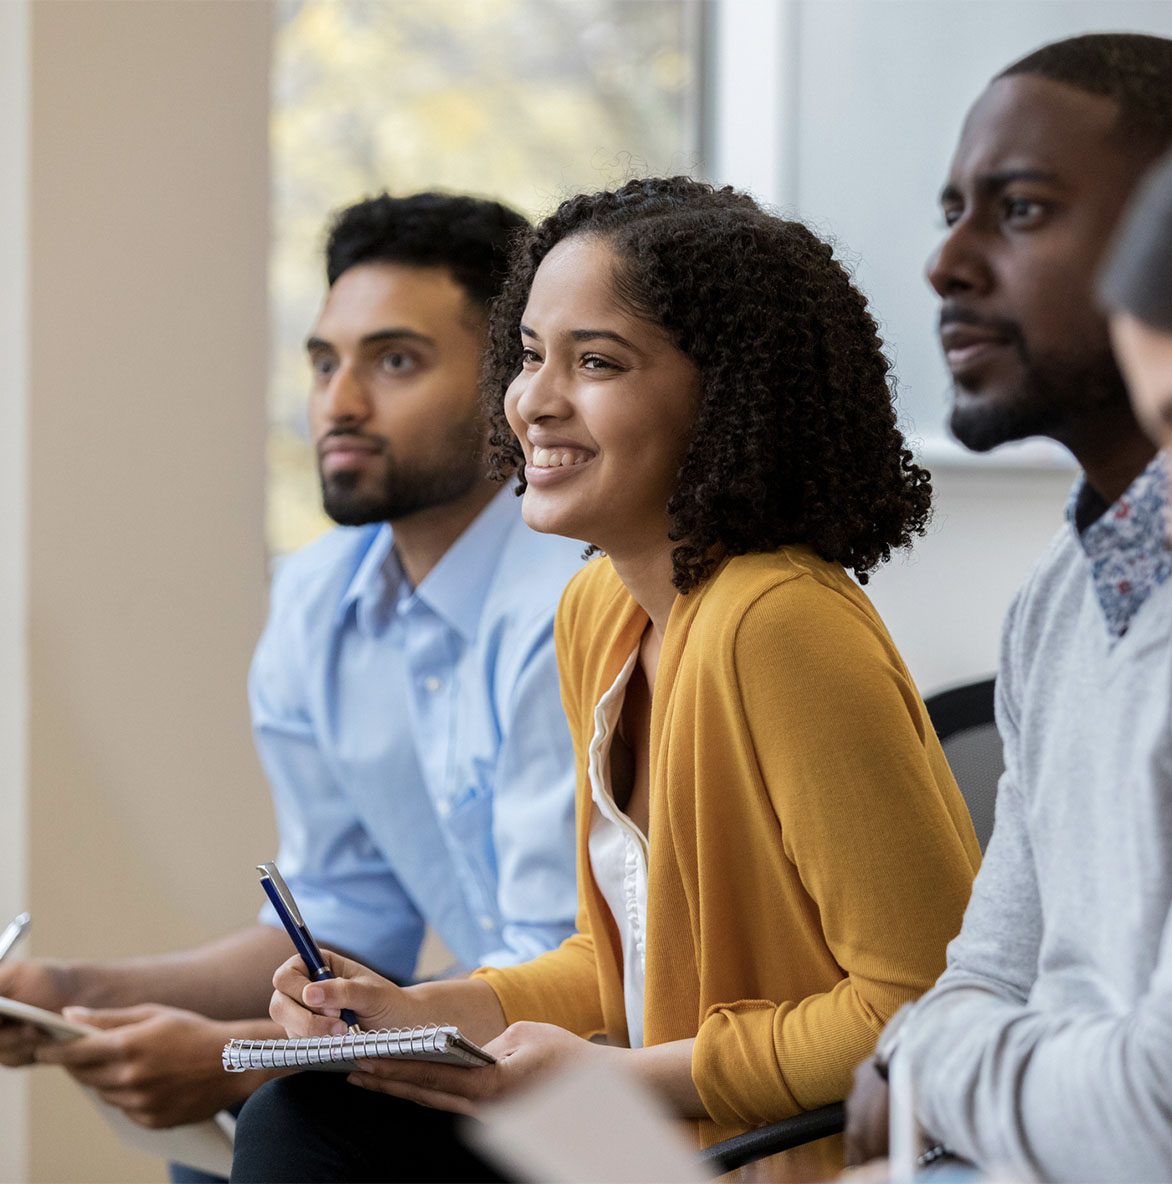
top-left (846, 33), bottom-right (1172, 1182)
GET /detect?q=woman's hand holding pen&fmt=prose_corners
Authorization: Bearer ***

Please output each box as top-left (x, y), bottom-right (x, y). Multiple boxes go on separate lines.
top-left (270, 950), bottom-right (708, 1119)
top-left (270, 950), bottom-right (422, 1037)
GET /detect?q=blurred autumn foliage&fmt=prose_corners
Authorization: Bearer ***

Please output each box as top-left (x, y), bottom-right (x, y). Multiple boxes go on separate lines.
top-left (269, 0), bottom-right (700, 554)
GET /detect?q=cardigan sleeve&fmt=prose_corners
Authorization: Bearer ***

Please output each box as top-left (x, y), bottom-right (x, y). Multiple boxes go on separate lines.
top-left (472, 566), bottom-right (606, 1039)
top-left (473, 922), bottom-right (604, 1037)
top-left (693, 576), bottom-right (980, 1128)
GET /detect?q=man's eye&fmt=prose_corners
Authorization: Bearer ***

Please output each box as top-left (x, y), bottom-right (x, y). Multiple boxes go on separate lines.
top-left (310, 355), bottom-right (336, 378)
top-left (1004, 197), bottom-right (1044, 225)
top-left (940, 206), bottom-right (962, 229)
top-left (380, 352), bottom-right (414, 373)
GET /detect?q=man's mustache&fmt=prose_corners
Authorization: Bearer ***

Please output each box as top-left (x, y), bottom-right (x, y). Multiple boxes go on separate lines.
top-left (316, 428), bottom-right (389, 458)
top-left (938, 306), bottom-right (1024, 345)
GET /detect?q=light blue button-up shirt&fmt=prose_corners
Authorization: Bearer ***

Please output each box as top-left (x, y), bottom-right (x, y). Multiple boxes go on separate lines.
top-left (250, 487), bottom-right (584, 981)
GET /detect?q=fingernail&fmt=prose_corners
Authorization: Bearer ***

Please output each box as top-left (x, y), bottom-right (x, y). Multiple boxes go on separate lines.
top-left (330, 1021), bottom-right (348, 1036)
top-left (62, 1006), bottom-right (89, 1018)
top-left (304, 986), bottom-right (325, 1006)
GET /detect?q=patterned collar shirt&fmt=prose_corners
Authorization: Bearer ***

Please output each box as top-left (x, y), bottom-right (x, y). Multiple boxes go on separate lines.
top-left (251, 486), bottom-right (584, 981)
top-left (1068, 451), bottom-right (1171, 641)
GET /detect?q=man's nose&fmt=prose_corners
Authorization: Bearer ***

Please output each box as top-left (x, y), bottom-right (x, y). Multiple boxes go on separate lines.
top-left (926, 217), bottom-right (992, 299)
top-left (322, 364), bottom-right (370, 423)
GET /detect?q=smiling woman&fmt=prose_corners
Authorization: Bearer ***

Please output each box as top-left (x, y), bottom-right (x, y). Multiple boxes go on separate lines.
top-left (230, 178), bottom-right (981, 1184)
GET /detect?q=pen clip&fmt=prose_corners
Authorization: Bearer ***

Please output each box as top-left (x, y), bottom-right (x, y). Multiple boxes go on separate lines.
top-left (257, 863), bottom-right (305, 928)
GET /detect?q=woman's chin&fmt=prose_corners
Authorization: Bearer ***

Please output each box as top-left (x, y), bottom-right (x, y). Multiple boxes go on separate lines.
top-left (520, 495), bottom-right (582, 541)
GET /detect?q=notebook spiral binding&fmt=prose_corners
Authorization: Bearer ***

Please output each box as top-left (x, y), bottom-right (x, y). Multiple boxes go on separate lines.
top-left (222, 1023), bottom-right (472, 1073)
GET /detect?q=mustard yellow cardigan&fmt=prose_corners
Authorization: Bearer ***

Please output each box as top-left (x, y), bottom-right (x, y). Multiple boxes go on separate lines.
top-left (477, 550), bottom-right (979, 1151)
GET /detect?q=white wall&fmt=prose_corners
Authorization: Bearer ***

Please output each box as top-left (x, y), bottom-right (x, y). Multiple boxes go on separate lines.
top-left (789, 0), bottom-right (1172, 458)
top-left (866, 467), bottom-right (1072, 694)
top-left (711, 0), bottom-right (1171, 691)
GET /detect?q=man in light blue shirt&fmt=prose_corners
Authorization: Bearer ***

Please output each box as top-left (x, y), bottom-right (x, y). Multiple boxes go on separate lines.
top-left (0, 193), bottom-right (583, 1147)
top-left (252, 459), bottom-right (582, 979)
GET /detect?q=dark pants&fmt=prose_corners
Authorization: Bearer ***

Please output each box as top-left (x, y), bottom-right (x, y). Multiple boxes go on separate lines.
top-left (170, 1163), bottom-right (226, 1184)
top-left (169, 1101), bottom-right (244, 1184)
top-left (229, 1071), bottom-right (508, 1183)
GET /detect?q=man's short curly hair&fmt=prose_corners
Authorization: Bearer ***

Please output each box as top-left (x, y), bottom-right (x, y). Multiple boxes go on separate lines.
top-left (482, 176), bottom-right (931, 591)
top-left (325, 191), bottom-right (528, 311)
top-left (999, 33), bottom-right (1172, 159)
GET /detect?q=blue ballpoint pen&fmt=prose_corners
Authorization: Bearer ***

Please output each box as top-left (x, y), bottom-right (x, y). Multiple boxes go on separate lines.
top-left (257, 863), bottom-right (360, 1033)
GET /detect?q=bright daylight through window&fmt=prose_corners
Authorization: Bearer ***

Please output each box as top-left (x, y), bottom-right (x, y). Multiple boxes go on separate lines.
top-left (269, 0), bottom-right (701, 554)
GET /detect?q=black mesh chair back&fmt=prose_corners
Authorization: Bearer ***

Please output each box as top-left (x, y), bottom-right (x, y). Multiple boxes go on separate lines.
top-left (924, 677), bottom-right (1002, 853)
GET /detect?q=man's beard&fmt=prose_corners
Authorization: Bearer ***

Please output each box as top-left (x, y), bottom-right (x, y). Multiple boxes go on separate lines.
top-left (949, 344), bottom-right (1131, 453)
top-left (320, 420), bottom-right (485, 525)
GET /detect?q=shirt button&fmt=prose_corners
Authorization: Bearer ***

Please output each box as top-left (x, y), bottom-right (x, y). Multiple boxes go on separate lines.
top-left (479, 914), bottom-right (495, 931)
top-left (423, 675), bottom-right (443, 694)
top-left (436, 800), bottom-right (451, 819)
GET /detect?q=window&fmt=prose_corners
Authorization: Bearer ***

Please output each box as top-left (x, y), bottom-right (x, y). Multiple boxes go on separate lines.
top-left (269, 0), bottom-right (702, 554)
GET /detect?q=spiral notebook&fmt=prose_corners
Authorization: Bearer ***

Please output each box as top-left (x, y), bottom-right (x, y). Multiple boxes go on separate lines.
top-left (222, 1024), bottom-right (494, 1074)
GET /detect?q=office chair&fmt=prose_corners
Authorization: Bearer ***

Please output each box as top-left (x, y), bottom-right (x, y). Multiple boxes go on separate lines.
top-left (697, 677), bottom-right (1002, 1175)
top-left (924, 676), bottom-right (1001, 853)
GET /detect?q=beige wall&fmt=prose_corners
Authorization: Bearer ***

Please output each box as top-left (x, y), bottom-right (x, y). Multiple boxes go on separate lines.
top-left (0, 1), bottom-right (31, 1179)
top-left (7, 2), bottom-right (274, 1180)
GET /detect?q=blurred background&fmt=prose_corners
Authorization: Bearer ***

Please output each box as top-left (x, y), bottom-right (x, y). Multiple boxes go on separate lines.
top-left (2, 1), bottom-right (1170, 1179)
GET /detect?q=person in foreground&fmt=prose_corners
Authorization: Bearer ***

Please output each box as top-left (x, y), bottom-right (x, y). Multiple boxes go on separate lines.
top-left (0, 194), bottom-right (583, 1165)
top-left (844, 33), bottom-right (1172, 1182)
top-left (230, 176), bottom-right (981, 1184)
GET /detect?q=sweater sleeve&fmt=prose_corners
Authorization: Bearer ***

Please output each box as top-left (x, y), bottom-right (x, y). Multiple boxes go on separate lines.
top-left (473, 566), bottom-right (606, 1039)
top-left (693, 577), bottom-right (980, 1127)
top-left (889, 588), bottom-right (1172, 1182)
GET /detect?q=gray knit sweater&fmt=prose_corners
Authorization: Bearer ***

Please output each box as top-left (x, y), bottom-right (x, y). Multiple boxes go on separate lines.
top-left (901, 478), bottom-right (1172, 1182)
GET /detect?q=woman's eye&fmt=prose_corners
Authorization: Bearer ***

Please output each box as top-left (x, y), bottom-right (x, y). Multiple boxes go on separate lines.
top-left (940, 206), bottom-right (962, 229)
top-left (520, 347), bottom-right (542, 366)
top-left (582, 355), bottom-right (616, 371)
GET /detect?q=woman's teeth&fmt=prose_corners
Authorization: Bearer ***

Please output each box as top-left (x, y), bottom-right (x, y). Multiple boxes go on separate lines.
top-left (532, 447), bottom-right (590, 468)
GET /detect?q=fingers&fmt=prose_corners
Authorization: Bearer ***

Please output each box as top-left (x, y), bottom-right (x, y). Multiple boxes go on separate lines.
top-left (346, 1071), bottom-right (479, 1117)
top-left (61, 1005), bottom-right (158, 1029)
top-left (0, 1023), bottom-right (44, 1067)
top-left (270, 956), bottom-right (340, 1037)
top-left (49, 1055), bottom-right (137, 1090)
top-left (89, 1087), bottom-right (173, 1130)
top-left (268, 989), bottom-right (344, 1039)
top-left (36, 1032), bottom-right (146, 1090)
top-left (271, 954), bottom-right (312, 1000)
top-left (35, 1031), bottom-right (124, 1069)
top-left (351, 1057), bottom-right (477, 1092)
top-left (270, 953), bottom-right (399, 1035)
top-left (844, 1057), bottom-right (890, 1166)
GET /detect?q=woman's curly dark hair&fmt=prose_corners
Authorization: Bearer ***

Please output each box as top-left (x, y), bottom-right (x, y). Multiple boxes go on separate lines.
top-left (482, 176), bottom-right (932, 591)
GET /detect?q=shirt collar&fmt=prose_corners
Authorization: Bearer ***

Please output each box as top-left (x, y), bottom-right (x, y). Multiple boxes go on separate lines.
top-left (1067, 452), bottom-right (1171, 638)
top-left (337, 485), bottom-right (523, 641)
